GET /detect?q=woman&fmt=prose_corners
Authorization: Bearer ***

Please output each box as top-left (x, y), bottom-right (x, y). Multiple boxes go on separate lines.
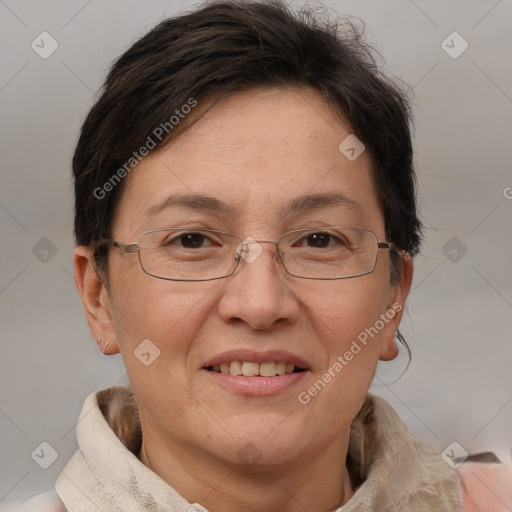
top-left (6, 1), bottom-right (511, 510)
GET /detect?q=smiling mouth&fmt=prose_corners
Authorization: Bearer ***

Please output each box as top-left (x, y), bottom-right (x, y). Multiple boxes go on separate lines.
top-left (206, 361), bottom-right (307, 377)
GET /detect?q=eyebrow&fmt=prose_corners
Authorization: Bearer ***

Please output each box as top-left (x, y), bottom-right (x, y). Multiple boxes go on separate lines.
top-left (144, 191), bottom-right (362, 219)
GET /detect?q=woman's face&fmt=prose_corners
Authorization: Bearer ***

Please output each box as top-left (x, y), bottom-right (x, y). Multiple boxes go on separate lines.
top-left (79, 87), bottom-right (411, 470)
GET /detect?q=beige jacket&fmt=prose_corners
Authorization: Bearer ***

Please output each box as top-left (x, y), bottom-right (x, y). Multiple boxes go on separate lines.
top-left (4, 386), bottom-right (511, 511)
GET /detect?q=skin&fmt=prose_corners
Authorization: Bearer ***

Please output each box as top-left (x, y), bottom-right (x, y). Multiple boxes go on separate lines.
top-left (74, 87), bottom-right (413, 512)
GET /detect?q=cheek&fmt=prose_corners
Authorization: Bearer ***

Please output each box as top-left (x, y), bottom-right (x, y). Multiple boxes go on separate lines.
top-left (296, 277), bottom-right (389, 412)
top-left (303, 273), bottom-right (390, 348)
top-left (109, 266), bottom-right (216, 364)
top-left (108, 275), bottom-right (218, 428)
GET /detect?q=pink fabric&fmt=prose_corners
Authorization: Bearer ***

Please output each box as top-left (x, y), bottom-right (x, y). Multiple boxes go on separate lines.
top-left (459, 461), bottom-right (512, 512)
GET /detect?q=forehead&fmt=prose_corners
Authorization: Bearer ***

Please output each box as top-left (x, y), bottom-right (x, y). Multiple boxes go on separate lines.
top-left (114, 87), bottom-right (383, 236)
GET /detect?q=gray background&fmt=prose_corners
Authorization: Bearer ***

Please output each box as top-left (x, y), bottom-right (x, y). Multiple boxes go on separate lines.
top-left (1, 0), bottom-right (511, 503)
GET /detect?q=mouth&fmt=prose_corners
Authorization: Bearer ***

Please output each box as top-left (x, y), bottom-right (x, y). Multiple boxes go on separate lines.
top-left (201, 350), bottom-right (310, 395)
top-left (205, 361), bottom-right (307, 377)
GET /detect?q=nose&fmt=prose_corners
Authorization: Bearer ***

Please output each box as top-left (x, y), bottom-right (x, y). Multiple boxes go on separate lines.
top-left (217, 240), bottom-right (300, 330)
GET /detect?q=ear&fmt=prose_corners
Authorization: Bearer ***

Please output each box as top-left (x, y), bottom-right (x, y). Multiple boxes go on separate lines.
top-left (379, 252), bottom-right (413, 361)
top-left (73, 246), bottom-right (119, 355)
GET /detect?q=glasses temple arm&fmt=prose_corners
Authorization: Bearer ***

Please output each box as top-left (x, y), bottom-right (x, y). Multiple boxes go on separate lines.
top-left (99, 239), bottom-right (140, 255)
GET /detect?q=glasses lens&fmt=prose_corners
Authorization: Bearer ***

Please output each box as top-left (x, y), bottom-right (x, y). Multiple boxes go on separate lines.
top-left (278, 228), bottom-right (379, 279)
top-left (139, 229), bottom-right (240, 281)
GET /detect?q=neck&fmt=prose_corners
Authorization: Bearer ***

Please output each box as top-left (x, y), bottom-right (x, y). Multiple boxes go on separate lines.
top-left (138, 428), bottom-right (355, 512)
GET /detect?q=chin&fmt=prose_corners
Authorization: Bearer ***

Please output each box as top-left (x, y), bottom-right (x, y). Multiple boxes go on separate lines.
top-left (206, 430), bottom-right (312, 470)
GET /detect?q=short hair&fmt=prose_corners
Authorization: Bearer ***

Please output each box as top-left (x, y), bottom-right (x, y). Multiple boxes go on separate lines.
top-left (73, 0), bottom-right (422, 286)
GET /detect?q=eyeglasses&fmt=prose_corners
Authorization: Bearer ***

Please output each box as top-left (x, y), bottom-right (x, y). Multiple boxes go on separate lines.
top-left (99, 227), bottom-right (392, 281)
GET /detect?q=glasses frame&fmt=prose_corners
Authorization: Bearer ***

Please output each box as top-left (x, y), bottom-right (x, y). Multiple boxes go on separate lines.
top-left (99, 227), bottom-right (393, 282)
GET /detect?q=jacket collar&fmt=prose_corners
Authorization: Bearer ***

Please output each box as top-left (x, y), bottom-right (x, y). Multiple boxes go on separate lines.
top-left (56, 386), bottom-right (462, 511)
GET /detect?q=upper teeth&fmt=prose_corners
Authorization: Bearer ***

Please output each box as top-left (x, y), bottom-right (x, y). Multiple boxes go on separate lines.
top-left (211, 361), bottom-right (297, 377)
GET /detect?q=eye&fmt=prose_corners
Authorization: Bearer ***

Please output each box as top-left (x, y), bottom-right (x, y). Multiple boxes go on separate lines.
top-left (294, 231), bottom-right (347, 249)
top-left (163, 232), bottom-right (218, 249)
top-left (306, 232), bottom-right (333, 248)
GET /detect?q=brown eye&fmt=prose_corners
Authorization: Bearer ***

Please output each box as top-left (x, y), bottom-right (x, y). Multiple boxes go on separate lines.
top-left (305, 232), bottom-right (332, 248)
top-left (162, 231), bottom-right (222, 249)
top-left (177, 233), bottom-right (208, 249)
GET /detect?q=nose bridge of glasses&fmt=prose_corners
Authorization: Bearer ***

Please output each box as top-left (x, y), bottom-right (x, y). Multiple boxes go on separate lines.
top-left (240, 239), bottom-right (278, 246)
top-left (234, 238), bottom-right (282, 266)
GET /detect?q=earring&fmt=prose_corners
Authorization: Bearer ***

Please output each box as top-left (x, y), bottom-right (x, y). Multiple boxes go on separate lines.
top-left (97, 337), bottom-right (109, 353)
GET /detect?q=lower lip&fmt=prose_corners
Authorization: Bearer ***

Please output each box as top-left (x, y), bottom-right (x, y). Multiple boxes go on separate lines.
top-left (202, 369), bottom-right (309, 395)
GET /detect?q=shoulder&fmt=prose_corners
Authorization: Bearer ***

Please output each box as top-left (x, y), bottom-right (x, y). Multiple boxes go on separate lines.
top-left (0, 489), bottom-right (67, 512)
top-left (458, 456), bottom-right (512, 512)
